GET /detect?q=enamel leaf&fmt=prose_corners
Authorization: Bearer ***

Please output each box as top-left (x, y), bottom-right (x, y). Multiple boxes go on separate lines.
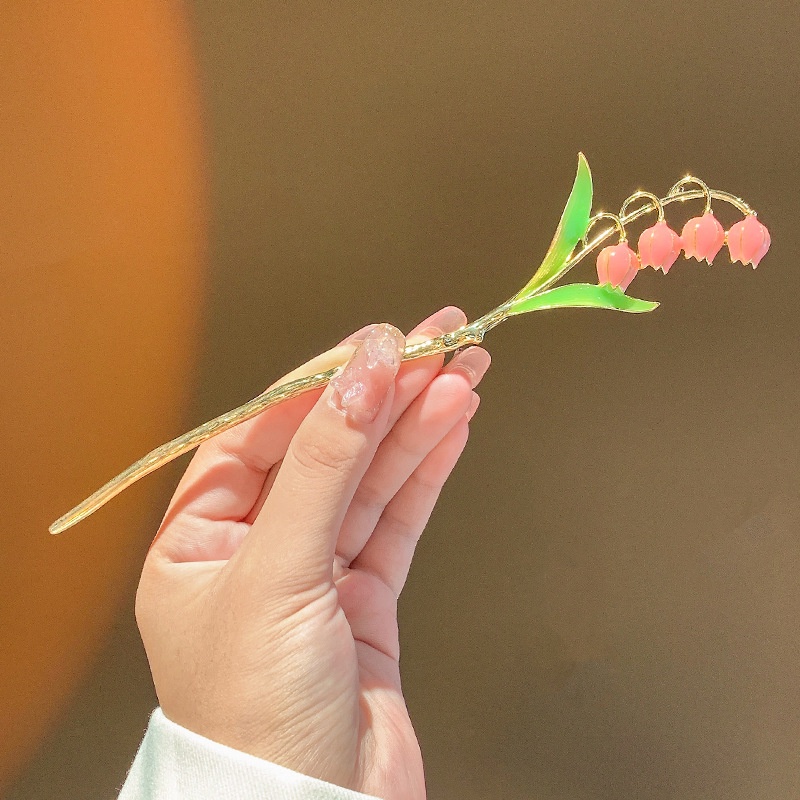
top-left (515, 153), bottom-right (593, 301)
top-left (508, 283), bottom-right (659, 315)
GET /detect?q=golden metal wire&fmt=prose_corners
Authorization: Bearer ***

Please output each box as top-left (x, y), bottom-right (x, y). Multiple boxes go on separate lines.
top-left (620, 190), bottom-right (665, 222)
top-left (583, 211), bottom-right (627, 245)
top-left (48, 325), bottom-right (489, 534)
top-left (668, 176), bottom-right (713, 214)
top-left (49, 180), bottom-right (755, 534)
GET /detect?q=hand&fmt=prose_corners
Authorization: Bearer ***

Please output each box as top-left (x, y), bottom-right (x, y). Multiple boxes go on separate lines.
top-left (134, 307), bottom-right (490, 800)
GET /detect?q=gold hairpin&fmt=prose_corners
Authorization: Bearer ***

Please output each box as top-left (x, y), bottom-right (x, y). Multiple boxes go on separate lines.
top-left (49, 154), bottom-right (769, 534)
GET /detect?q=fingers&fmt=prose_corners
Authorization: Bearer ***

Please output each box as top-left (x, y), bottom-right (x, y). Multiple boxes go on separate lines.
top-left (384, 306), bottom-right (466, 428)
top-left (152, 306), bottom-right (468, 567)
top-left (349, 415), bottom-right (471, 598)
top-left (233, 324), bottom-right (406, 586)
top-left (335, 346), bottom-right (491, 566)
top-left (164, 345), bottom-right (357, 520)
top-left (240, 306), bottom-right (468, 528)
top-left (168, 307), bottom-right (465, 532)
top-left (338, 416), bottom-right (472, 660)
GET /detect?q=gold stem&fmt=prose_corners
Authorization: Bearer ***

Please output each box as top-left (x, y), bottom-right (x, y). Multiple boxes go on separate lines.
top-left (49, 320), bottom-right (500, 535)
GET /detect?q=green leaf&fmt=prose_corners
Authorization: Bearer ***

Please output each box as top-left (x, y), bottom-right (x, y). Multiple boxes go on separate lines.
top-left (509, 282), bottom-right (659, 315)
top-left (516, 153), bottom-right (593, 300)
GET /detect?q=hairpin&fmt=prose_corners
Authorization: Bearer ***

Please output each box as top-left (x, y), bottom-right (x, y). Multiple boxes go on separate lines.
top-left (49, 154), bottom-right (770, 534)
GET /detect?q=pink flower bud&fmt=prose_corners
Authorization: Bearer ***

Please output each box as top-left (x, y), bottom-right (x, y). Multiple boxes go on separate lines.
top-left (637, 220), bottom-right (682, 274)
top-left (596, 242), bottom-right (640, 291)
top-left (680, 212), bottom-right (725, 264)
top-left (727, 215), bottom-right (771, 268)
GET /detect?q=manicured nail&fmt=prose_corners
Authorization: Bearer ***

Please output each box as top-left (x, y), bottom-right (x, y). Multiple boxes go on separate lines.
top-left (338, 323), bottom-right (378, 346)
top-left (445, 347), bottom-right (491, 388)
top-left (329, 324), bottom-right (405, 424)
top-left (466, 392), bottom-right (481, 421)
top-left (406, 306), bottom-right (466, 345)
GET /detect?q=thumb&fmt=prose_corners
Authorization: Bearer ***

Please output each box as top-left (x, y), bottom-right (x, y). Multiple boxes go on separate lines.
top-left (232, 323), bottom-right (405, 589)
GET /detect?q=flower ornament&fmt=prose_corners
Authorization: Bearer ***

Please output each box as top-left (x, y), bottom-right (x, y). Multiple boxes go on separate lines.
top-left (638, 221), bottom-right (683, 272)
top-left (665, 176), bottom-right (724, 264)
top-left (50, 154), bottom-right (772, 534)
top-left (681, 211), bottom-right (725, 263)
top-left (622, 192), bottom-right (682, 274)
top-left (597, 242), bottom-right (640, 289)
top-left (727, 214), bottom-right (771, 268)
top-left (588, 213), bottom-right (640, 290)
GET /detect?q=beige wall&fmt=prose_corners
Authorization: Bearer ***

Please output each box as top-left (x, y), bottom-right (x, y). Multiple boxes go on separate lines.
top-left (7, 1), bottom-right (800, 797)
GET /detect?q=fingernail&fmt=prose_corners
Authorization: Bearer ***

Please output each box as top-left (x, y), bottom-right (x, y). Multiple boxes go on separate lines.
top-left (406, 306), bottom-right (466, 345)
top-left (445, 347), bottom-right (491, 388)
top-left (406, 327), bottom-right (442, 346)
top-left (338, 323), bottom-right (378, 346)
top-left (329, 324), bottom-right (405, 424)
top-left (466, 392), bottom-right (481, 421)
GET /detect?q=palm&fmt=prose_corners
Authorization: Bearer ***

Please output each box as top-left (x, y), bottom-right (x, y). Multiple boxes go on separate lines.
top-left (312, 566), bottom-right (424, 799)
top-left (150, 534), bottom-right (423, 797)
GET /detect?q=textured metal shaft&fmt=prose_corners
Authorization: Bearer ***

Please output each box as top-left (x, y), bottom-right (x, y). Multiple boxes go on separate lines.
top-left (49, 325), bottom-right (487, 534)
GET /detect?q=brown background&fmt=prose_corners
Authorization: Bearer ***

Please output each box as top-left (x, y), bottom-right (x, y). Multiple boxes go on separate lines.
top-left (5, 0), bottom-right (800, 798)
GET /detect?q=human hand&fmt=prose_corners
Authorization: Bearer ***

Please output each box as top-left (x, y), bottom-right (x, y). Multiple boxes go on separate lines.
top-left (134, 307), bottom-right (490, 800)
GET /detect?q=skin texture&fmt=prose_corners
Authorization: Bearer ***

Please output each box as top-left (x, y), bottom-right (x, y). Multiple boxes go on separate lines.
top-left (135, 307), bottom-right (491, 800)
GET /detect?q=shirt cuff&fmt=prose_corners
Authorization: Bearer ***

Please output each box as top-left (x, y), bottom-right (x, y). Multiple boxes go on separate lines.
top-left (118, 708), bottom-right (381, 800)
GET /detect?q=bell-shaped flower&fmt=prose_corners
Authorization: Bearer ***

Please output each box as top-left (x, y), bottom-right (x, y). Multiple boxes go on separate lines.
top-left (681, 212), bottom-right (725, 264)
top-left (596, 242), bottom-right (640, 291)
top-left (637, 221), bottom-right (682, 273)
top-left (727, 214), bottom-right (771, 268)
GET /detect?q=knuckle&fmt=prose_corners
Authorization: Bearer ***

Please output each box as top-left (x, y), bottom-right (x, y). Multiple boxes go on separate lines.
top-left (352, 479), bottom-right (389, 514)
top-left (389, 429), bottom-right (425, 463)
top-left (289, 434), bottom-right (357, 479)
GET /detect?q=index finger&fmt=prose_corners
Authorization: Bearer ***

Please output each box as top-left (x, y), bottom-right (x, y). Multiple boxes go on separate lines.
top-left (158, 344), bottom-right (356, 533)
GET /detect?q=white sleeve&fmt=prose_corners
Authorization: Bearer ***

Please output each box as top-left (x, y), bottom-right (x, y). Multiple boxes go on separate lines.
top-left (118, 708), bottom-right (381, 800)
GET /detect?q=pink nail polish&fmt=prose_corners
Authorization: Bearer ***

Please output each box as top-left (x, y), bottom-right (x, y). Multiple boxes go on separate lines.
top-left (408, 306), bottom-right (466, 338)
top-left (329, 324), bottom-right (405, 424)
top-left (466, 392), bottom-right (481, 421)
top-left (447, 347), bottom-right (491, 388)
top-left (338, 323), bottom-right (378, 346)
